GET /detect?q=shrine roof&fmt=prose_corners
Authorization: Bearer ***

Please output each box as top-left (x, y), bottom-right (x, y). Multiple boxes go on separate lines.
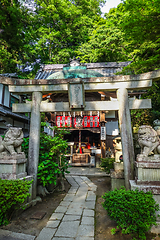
top-left (1, 68), bottom-right (160, 88)
top-left (35, 61), bottom-right (131, 80)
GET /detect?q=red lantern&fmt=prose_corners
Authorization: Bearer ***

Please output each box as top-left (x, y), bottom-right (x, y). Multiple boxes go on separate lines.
top-left (83, 116), bottom-right (89, 128)
top-left (93, 116), bottom-right (99, 127)
top-left (56, 116), bottom-right (72, 128)
top-left (89, 116), bottom-right (94, 127)
top-left (65, 116), bottom-right (72, 127)
top-left (56, 116), bottom-right (61, 127)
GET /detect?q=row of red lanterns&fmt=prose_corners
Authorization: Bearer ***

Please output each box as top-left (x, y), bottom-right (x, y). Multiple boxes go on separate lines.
top-left (56, 116), bottom-right (100, 128)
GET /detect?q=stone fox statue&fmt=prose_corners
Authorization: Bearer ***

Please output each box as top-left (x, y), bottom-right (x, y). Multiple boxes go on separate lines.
top-left (0, 127), bottom-right (24, 155)
top-left (138, 125), bottom-right (160, 157)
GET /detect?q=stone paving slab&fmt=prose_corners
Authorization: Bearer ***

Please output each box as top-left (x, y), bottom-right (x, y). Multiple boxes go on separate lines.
top-left (54, 206), bottom-right (68, 213)
top-left (76, 225), bottom-right (94, 237)
top-left (83, 209), bottom-right (95, 217)
top-left (46, 220), bottom-right (60, 228)
top-left (0, 230), bottom-right (36, 240)
top-left (55, 221), bottom-right (80, 238)
top-left (62, 194), bottom-right (75, 202)
top-left (49, 213), bottom-right (64, 220)
top-left (76, 186), bottom-right (88, 190)
top-left (62, 215), bottom-right (81, 221)
top-left (67, 166), bottom-right (109, 176)
top-left (72, 197), bottom-right (86, 203)
top-left (68, 202), bottom-right (85, 208)
top-left (52, 238), bottom-right (74, 240)
top-left (87, 190), bottom-right (96, 195)
top-left (68, 188), bottom-right (78, 194)
top-left (66, 207), bottom-right (83, 216)
top-left (65, 177), bottom-right (79, 187)
top-left (81, 216), bottom-right (94, 225)
top-left (0, 236), bottom-right (18, 240)
top-left (72, 177), bottom-right (85, 184)
top-left (59, 201), bottom-right (71, 207)
top-left (74, 192), bottom-right (87, 199)
top-left (76, 237), bottom-right (94, 240)
top-left (86, 194), bottom-right (96, 201)
top-left (36, 228), bottom-right (56, 240)
top-left (85, 201), bottom-right (96, 209)
top-left (81, 176), bottom-right (91, 180)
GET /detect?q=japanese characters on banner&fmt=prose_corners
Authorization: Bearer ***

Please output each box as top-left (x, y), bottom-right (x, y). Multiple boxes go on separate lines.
top-left (83, 116), bottom-right (99, 128)
top-left (56, 116), bottom-right (99, 128)
top-left (56, 116), bottom-right (72, 128)
top-left (101, 126), bottom-right (106, 140)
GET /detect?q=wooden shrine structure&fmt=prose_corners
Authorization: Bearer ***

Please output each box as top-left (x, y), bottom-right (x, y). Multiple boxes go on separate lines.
top-left (1, 69), bottom-right (160, 198)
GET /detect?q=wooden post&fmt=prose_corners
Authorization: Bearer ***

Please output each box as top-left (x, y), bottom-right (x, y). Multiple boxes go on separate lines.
top-left (117, 88), bottom-right (134, 190)
top-left (28, 91), bottom-right (42, 199)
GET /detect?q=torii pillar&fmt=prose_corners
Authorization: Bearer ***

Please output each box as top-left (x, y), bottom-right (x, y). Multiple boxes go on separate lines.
top-left (117, 88), bottom-right (134, 189)
top-left (28, 92), bottom-right (42, 199)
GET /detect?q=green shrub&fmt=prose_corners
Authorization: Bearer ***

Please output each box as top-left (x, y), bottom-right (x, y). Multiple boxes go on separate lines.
top-left (0, 178), bottom-right (32, 226)
top-left (37, 160), bottom-right (61, 187)
top-left (100, 157), bottom-right (115, 173)
top-left (22, 123), bottom-right (70, 187)
top-left (102, 187), bottom-right (159, 240)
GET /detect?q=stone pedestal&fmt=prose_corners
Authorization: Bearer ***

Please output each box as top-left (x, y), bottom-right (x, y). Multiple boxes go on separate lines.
top-left (114, 162), bottom-right (124, 171)
top-left (135, 154), bottom-right (160, 184)
top-left (0, 153), bottom-right (27, 180)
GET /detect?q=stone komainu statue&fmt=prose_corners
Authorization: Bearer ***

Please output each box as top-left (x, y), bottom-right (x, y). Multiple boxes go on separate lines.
top-left (138, 125), bottom-right (160, 157)
top-left (0, 127), bottom-right (24, 155)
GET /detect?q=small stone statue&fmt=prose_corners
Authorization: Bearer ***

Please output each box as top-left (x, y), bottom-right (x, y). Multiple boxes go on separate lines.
top-left (138, 125), bottom-right (160, 157)
top-left (0, 127), bottom-right (24, 155)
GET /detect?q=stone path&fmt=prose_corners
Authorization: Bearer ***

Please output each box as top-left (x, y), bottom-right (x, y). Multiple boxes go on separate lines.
top-left (68, 166), bottom-right (108, 177)
top-left (36, 175), bottom-right (97, 240)
top-left (0, 167), bottom-right (107, 240)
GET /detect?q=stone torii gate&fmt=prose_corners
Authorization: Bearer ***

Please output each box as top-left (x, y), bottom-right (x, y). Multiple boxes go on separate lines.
top-left (1, 69), bottom-right (160, 198)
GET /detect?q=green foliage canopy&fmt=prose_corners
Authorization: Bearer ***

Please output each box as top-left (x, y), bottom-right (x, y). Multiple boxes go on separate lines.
top-left (120, 0), bottom-right (160, 74)
top-left (0, 0), bottom-right (37, 73)
top-left (33, 0), bottom-right (105, 64)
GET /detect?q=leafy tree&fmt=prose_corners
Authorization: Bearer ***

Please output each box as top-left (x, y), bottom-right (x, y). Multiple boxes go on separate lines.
top-left (120, 0), bottom-right (160, 74)
top-left (33, 0), bottom-right (105, 64)
top-left (0, 0), bottom-right (35, 73)
top-left (76, 3), bottom-right (130, 63)
top-left (76, 0), bottom-right (160, 74)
